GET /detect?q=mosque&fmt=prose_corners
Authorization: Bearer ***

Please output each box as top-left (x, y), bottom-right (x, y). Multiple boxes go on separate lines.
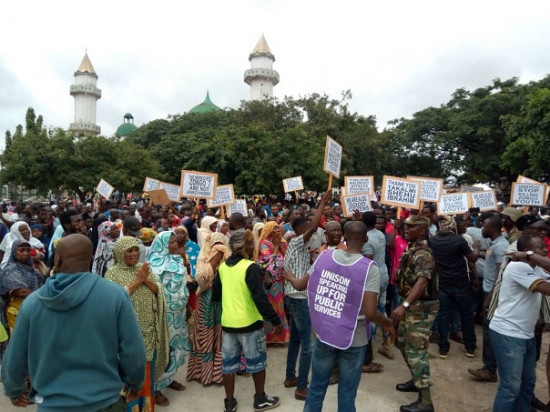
top-left (68, 35), bottom-right (280, 138)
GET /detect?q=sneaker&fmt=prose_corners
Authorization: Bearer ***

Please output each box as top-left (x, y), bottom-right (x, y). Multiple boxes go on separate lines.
top-left (468, 368), bottom-right (498, 382)
top-left (224, 398), bottom-right (238, 412)
top-left (465, 349), bottom-right (475, 358)
top-left (439, 350), bottom-right (448, 359)
top-left (253, 393), bottom-right (280, 411)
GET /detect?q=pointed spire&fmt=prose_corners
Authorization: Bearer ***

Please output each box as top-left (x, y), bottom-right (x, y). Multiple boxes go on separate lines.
top-left (76, 52), bottom-right (96, 74)
top-left (204, 90), bottom-right (212, 104)
top-left (251, 34), bottom-right (272, 54)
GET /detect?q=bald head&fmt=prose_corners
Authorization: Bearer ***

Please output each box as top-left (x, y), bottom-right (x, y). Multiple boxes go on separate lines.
top-left (343, 221), bottom-right (367, 252)
top-left (55, 234), bottom-right (93, 274)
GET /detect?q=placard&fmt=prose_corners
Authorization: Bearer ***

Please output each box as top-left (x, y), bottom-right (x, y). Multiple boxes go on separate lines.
top-left (345, 176), bottom-right (374, 196)
top-left (143, 177), bottom-right (160, 192)
top-left (147, 189), bottom-right (171, 206)
top-left (228, 199), bottom-right (248, 217)
top-left (341, 194), bottom-right (372, 217)
top-left (517, 175), bottom-right (539, 184)
top-left (438, 193), bottom-right (470, 215)
top-left (159, 182), bottom-right (181, 202)
top-left (207, 184), bottom-right (235, 207)
top-left (282, 176), bottom-right (304, 193)
top-left (180, 170), bottom-right (218, 199)
top-left (469, 190), bottom-right (498, 211)
top-left (408, 176), bottom-right (443, 202)
top-left (511, 183), bottom-right (546, 206)
top-left (380, 176), bottom-right (420, 209)
top-left (323, 135), bottom-right (343, 178)
top-left (96, 179), bottom-right (114, 200)
top-left (460, 185), bottom-right (484, 193)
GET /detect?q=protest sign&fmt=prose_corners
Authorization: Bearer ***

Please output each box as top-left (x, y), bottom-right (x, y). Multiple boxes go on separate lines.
top-left (511, 183), bottom-right (546, 206)
top-left (469, 190), bottom-right (497, 211)
top-left (345, 176), bottom-right (374, 196)
top-left (438, 193), bottom-right (470, 215)
top-left (228, 199), bottom-right (248, 217)
top-left (147, 189), bottom-right (171, 206)
top-left (460, 185), bottom-right (484, 193)
top-left (96, 179), bottom-right (114, 200)
top-left (380, 176), bottom-right (420, 209)
top-left (323, 135), bottom-right (342, 178)
top-left (180, 170), bottom-right (218, 199)
top-left (158, 182), bottom-right (181, 202)
top-left (143, 177), bottom-right (160, 192)
top-left (341, 194), bottom-right (372, 217)
top-left (517, 175), bottom-right (539, 184)
top-left (407, 176), bottom-right (443, 202)
top-left (282, 176), bottom-right (304, 193)
top-left (207, 185), bottom-right (235, 207)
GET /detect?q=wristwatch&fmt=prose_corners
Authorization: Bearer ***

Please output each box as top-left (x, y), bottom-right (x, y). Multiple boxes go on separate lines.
top-left (526, 251), bottom-right (534, 261)
top-left (402, 300), bottom-right (410, 309)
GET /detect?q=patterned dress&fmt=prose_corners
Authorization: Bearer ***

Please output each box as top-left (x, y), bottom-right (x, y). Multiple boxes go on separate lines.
top-left (148, 232), bottom-right (191, 391)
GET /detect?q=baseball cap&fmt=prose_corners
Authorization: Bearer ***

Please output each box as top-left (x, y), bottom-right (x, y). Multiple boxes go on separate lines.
top-left (501, 207), bottom-right (522, 223)
top-left (123, 217), bottom-right (142, 237)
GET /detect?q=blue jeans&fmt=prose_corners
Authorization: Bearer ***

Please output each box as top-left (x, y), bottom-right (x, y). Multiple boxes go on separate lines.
top-left (438, 285), bottom-right (476, 352)
top-left (490, 329), bottom-right (536, 412)
top-left (304, 339), bottom-right (366, 412)
top-left (286, 297), bottom-right (313, 390)
top-left (483, 293), bottom-right (497, 373)
top-left (387, 284), bottom-right (401, 313)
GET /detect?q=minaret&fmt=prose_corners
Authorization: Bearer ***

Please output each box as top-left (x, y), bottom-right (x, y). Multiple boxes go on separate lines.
top-left (244, 35), bottom-right (279, 101)
top-left (69, 52), bottom-right (101, 135)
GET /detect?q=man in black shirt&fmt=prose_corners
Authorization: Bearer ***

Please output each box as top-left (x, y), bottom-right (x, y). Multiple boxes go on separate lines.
top-left (429, 215), bottom-right (479, 358)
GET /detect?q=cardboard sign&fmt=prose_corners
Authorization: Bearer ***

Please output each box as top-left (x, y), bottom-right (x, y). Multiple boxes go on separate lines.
top-left (470, 190), bottom-right (498, 211)
top-left (438, 193), bottom-right (470, 215)
top-left (460, 185), bottom-right (484, 193)
top-left (345, 176), bottom-right (374, 196)
top-left (517, 175), bottom-right (539, 184)
top-left (143, 177), bottom-right (161, 192)
top-left (147, 189), bottom-right (171, 206)
top-left (207, 184), bottom-right (235, 207)
top-left (408, 176), bottom-right (443, 202)
top-left (180, 170), bottom-right (218, 199)
top-left (380, 176), bottom-right (420, 209)
top-left (282, 176), bottom-right (304, 193)
top-left (228, 199), bottom-right (248, 217)
top-left (159, 182), bottom-right (181, 202)
top-left (511, 183), bottom-right (546, 206)
top-left (341, 194), bottom-right (372, 217)
top-left (96, 179), bottom-right (114, 200)
top-left (323, 135), bottom-right (343, 178)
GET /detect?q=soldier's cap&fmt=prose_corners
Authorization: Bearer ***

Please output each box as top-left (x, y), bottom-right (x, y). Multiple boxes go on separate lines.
top-left (404, 216), bottom-right (431, 228)
top-left (501, 207), bottom-right (522, 223)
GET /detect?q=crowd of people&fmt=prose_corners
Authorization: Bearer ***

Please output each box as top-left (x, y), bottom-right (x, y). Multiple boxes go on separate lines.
top-left (0, 193), bottom-right (549, 411)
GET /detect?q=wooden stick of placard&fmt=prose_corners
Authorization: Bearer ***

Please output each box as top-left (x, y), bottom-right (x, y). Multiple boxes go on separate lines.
top-left (327, 175), bottom-right (333, 191)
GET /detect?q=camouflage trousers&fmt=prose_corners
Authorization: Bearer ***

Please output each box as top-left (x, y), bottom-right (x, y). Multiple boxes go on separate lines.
top-left (397, 300), bottom-right (439, 389)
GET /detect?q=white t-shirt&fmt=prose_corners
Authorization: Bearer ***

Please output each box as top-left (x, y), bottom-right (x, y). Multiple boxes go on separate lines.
top-left (490, 261), bottom-right (550, 339)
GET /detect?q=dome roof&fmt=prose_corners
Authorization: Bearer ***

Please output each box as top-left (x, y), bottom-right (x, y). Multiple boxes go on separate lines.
top-left (116, 112), bottom-right (137, 137)
top-left (189, 91), bottom-right (222, 114)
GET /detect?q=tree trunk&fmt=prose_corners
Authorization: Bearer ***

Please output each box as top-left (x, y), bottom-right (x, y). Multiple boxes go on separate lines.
top-left (74, 187), bottom-right (86, 202)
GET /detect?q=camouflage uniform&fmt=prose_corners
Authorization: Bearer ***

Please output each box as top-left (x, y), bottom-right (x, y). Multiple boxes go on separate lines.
top-left (395, 239), bottom-right (439, 389)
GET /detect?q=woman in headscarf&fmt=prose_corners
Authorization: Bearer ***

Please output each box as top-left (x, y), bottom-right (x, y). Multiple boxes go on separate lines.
top-left (148, 231), bottom-right (190, 407)
top-left (252, 222), bottom-right (265, 251)
top-left (197, 216), bottom-right (218, 250)
top-left (254, 221), bottom-right (290, 344)
top-left (91, 215), bottom-right (108, 254)
top-left (174, 226), bottom-right (199, 319)
top-left (0, 222), bottom-right (45, 270)
top-left (92, 221), bottom-right (120, 277)
top-left (0, 240), bottom-right (44, 333)
top-left (187, 232), bottom-right (231, 385)
top-left (106, 237), bottom-right (170, 412)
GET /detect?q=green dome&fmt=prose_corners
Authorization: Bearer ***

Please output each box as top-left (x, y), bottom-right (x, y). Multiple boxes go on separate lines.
top-left (116, 112), bottom-right (137, 137)
top-left (189, 91), bottom-right (222, 114)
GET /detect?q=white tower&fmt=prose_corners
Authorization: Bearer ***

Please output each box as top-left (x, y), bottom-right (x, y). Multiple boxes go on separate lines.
top-left (244, 35), bottom-right (279, 101)
top-left (69, 52), bottom-right (101, 135)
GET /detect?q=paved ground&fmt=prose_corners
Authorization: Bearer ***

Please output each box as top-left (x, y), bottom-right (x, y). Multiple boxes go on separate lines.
top-left (1, 326), bottom-right (549, 411)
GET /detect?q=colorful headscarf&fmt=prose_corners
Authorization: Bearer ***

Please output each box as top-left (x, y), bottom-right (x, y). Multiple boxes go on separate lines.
top-left (139, 227), bottom-right (158, 244)
top-left (148, 231), bottom-right (185, 277)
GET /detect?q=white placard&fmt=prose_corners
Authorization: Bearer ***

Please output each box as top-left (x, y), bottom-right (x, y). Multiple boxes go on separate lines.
top-left (143, 177), bottom-right (160, 192)
top-left (159, 182), bottom-right (181, 202)
top-left (511, 183), bottom-right (546, 206)
top-left (380, 176), bottom-right (420, 209)
top-left (208, 185), bottom-right (235, 207)
top-left (408, 176), bottom-right (443, 202)
top-left (345, 176), bottom-right (374, 196)
top-left (180, 170), bottom-right (218, 199)
top-left (438, 193), bottom-right (470, 215)
top-left (341, 194), bottom-right (372, 217)
top-left (517, 175), bottom-right (539, 184)
top-left (228, 199), bottom-right (248, 217)
top-left (323, 135), bottom-right (343, 178)
top-left (470, 191), bottom-right (497, 211)
top-left (96, 179), bottom-right (114, 200)
top-left (282, 176), bottom-right (304, 193)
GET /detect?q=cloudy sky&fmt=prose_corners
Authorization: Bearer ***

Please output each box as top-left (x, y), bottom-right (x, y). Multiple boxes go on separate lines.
top-left (1, 0), bottom-right (550, 145)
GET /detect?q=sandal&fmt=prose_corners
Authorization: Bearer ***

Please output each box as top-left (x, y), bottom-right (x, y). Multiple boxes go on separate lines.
top-left (168, 380), bottom-right (186, 391)
top-left (155, 391), bottom-right (170, 407)
top-left (362, 362), bottom-right (384, 373)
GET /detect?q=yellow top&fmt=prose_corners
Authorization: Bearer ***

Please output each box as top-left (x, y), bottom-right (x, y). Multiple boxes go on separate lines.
top-left (251, 34), bottom-right (271, 54)
top-left (77, 53), bottom-right (96, 74)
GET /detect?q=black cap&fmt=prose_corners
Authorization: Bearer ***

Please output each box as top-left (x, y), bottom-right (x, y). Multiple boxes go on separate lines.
top-left (123, 217), bottom-right (142, 237)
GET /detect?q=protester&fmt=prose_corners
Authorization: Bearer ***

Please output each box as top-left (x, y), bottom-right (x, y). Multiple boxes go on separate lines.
top-left (91, 220), bottom-right (119, 277)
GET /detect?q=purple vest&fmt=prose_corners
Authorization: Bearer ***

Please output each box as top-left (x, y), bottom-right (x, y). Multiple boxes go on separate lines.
top-left (307, 249), bottom-right (374, 350)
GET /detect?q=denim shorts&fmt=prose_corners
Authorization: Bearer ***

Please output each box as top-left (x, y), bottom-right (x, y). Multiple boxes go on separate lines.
top-left (222, 329), bottom-right (267, 374)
